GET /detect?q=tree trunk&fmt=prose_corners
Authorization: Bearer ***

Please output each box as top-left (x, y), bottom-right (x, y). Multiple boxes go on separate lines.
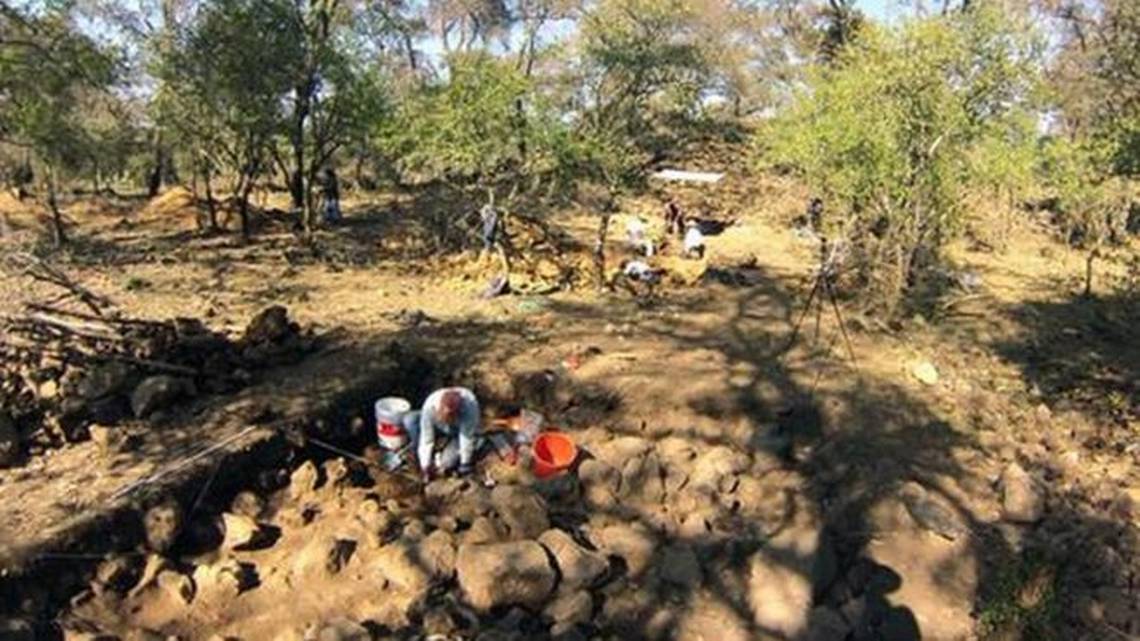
top-left (238, 174), bottom-right (254, 241)
top-left (1084, 248), bottom-right (1096, 297)
top-left (47, 166), bottom-right (66, 247)
top-left (594, 209), bottom-right (612, 290)
top-left (147, 131), bottom-right (164, 198)
top-left (292, 84), bottom-right (312, 231)
top-left (203, 163), bottom-right (218, 231)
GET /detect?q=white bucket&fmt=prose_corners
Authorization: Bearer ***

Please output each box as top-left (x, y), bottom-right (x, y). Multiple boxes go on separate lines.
top-left (374, 397), bottom-right (411, 450)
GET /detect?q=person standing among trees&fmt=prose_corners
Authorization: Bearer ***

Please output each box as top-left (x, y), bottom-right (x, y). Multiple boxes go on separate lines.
top-left (664, 198), bottom-right (684, 237)
top-left (480, 203), bottom-right (500, 255)
top-left (322, 167), bottom-right (341, 224)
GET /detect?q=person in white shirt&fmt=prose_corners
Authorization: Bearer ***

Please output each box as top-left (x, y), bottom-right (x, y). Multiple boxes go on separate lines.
top-left (683, 219), bottom-right (705, 259)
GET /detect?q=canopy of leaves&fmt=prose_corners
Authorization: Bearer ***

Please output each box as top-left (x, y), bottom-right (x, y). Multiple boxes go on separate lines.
top-left (1039, 134), bottom-right (1134, 246)
top-left (382, 53), bottom-right (547, 189)
top-left (0, 3), bottom-right (119, 173)
top-left (157, 0), bottom-right (300, 175)
top-left (763, 5), bottom-right (1043, 312)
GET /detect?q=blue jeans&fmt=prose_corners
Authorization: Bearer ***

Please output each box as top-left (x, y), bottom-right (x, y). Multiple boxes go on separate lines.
top-left (402, 411), bottom-right (461, 472)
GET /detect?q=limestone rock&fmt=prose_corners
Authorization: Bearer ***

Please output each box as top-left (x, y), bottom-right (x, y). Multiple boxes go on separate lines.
top-left (456, 541), bottom-right (556, 612)
top-left (292, 536), bottom-right (356, 577)
top-left (322, 458), bottom-right (351, 488)
top-left (416, 529), bottom-right (457, 579)
top-left (578, 458), bottom-right (620, 510)
top-left (289, 461), bottom-right (321, 499)
top-left (144, 501), bottom-right (183, 553)
top-left (549, 622), bottom-right (587, 641)
top-left (912, 361), bottom-right (939, 385)
top-left (192, 558), bottom-right (251, 600)
top-left (243, 306), bottom-right (294, 345)
top-left (898, 482), bottom-right (967, 540)
top-left (655, 436), bottom-right (698, 465)
top-left (425, 477), bottom-right (493, 523)
top-left (156, 570), bottom-right (195, 605)
top-left (230, 491), bottom-right (265, 520)
top-left (592, 436), bottom-right (653, 470)
top-left (131, 376), bottom-right (196, 418)
top-left (538, 528), bottom-right (608, 589)
top-left (589, 522), bottom-right (657, 579)
top-left (544, 590), bottom-right (593, 626)
top-left (1001, 463), bottom-right (1043, 523)
top-left (675, 592), bottom-right (752, 641)
top-left (373, 542), bottom-right (432, 602)
top-left (491, 484), bottom-right (550, 539)
top-left (78, 362), bottom-right (135, 400)
top-left (689, 445), bottom-right (750, 493)
top-left (461, 516), bottom-right (504, 547)
top-left (598, 579), bottom-right (657, 634)
top-left (89, 424), bottom-right (130, 457)
top-left (354, 499), bottom-right (396, 548)
top-left (38, 379), bottom-right (59, 400)
top-left (220, 512), bottom-right (262, 550)
top-left (618, 451), bottom-right (664, 504)
top-left (660, 543), bottom-right (701, 588)
top-left (310, 618), bottom-right (369, 641)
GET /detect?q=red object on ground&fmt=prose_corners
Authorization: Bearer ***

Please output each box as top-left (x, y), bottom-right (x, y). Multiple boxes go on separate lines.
top-left (533, 432), bottom-right (577, 478)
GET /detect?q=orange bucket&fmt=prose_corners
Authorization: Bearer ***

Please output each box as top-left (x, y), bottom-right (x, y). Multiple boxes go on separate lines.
top-left (532, 432), bottom-right (577, 479)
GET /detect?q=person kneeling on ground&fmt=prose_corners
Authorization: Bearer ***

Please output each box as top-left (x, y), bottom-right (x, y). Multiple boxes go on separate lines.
top-left (402, 387), bottom-right (481, 483)
top-left (683, 219), bottom-right (705, 259)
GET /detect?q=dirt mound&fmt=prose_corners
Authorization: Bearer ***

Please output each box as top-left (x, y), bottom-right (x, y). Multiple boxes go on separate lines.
top-left (137, 187), bottom-right (201, 231)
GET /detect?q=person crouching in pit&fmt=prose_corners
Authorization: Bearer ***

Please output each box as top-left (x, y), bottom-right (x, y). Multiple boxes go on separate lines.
top-left (402, 387), bottom-right (481, 483)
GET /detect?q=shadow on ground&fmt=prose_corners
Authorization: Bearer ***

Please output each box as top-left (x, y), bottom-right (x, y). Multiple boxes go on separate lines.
top-left (4, 259), bottom-right (1137, 641)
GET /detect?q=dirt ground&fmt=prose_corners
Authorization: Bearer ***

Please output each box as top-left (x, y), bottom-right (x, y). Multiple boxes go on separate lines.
top-left (0, 159), bottom-right (1138, 641)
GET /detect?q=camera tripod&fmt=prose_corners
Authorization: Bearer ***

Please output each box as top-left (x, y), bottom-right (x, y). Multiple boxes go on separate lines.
top-left (783, 236), bottom-right (858, 368)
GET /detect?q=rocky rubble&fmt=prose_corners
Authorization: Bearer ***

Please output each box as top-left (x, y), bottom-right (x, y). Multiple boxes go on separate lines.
top-left (50, 413), bottom-right (1139, 641)
top-left (56, 428), bottom-right (862, 641)
top-left (0, 305), bottom-right (316, 467)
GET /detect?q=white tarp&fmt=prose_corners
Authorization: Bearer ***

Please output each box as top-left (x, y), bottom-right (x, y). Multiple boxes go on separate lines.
top-left (649, 169), bottom-right (725, 184)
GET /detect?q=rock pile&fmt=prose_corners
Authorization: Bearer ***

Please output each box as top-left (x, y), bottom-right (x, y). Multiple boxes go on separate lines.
top-left (0, 304), bottom-right (316, 466)
top-left (59, 431), bottom-right (863, 641)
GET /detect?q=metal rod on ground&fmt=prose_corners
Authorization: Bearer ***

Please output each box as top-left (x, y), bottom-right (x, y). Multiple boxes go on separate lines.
top-left (190, 459), bottom-right (223, 515)
top-left (304, 436), bottom-right (377, 467)
top-left (784, 273), bottom-right (823, 353)
top-left (825, 278), bottom-right (859, 369)
top-left (109, 424), bottom-right (263, 501)
top-left (305, 436), bottom-right (420, 483)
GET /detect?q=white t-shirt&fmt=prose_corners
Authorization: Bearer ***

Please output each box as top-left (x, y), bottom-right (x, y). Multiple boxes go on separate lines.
top-left (684, 226), bottom-right (705, 253)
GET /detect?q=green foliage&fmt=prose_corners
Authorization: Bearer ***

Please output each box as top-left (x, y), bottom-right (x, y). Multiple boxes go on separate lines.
top-left (159, 0), bottom-right (298, 176)
top-left (1039, 135), bottom-right (1134, 247)
top-left (976, 555), bottom-right (1060, 641)
top-left (579, 0), bottom-right (710, 142)
top-left (763, 6), bottom-right (1042, 312)
top-left (384, 53), bottom-right (535, 187)
top-left (0, 4), bottom-right (119, 174)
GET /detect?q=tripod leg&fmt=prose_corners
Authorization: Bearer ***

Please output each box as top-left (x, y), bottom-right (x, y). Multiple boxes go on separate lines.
top-left (824, 279), bottom-right (859, 367)
top-left (784, 276), bottom-right (823, 353)
top-left (813, 293), bottom-right (823, 347)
